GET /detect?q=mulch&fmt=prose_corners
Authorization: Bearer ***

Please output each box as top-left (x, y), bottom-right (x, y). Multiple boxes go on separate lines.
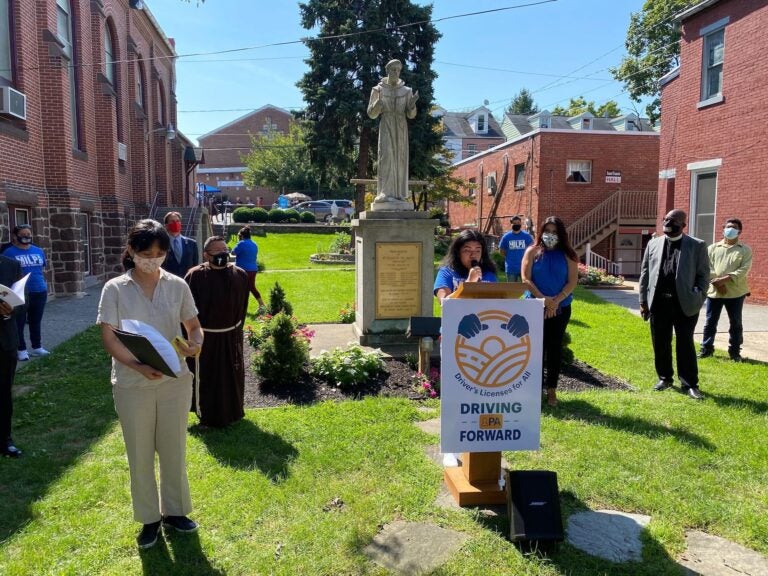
top-left (243, 338), bottom-right (633, 409)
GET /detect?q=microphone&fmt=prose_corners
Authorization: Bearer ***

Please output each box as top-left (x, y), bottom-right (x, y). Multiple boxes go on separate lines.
top-left (471, 259), bottom-right (479, 268)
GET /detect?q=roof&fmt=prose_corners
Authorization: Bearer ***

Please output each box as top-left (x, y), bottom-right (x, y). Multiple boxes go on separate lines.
top-left (197, 104), bottom-right (294, 140)
top-left (659, 66), bottom-right (681, 87)
top-left (441, 108), bottom-right (504, 139)
top-left (139, 3), bottom-right (177, 57)
top-left (675, 0), bottom-right (723, 21)
top-left (501, 111), bottom-right (654, 140)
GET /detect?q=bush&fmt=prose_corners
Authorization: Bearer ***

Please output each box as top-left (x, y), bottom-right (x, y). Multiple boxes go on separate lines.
top-left (491, 250), bottom-right (505, 272)
top-left (268, 282), bottom-right (293, 316)
top-left (434, 235), bottom-right (451, 260)
top-left (328, 232), bottom-right (352, 254)
top-left (310, 345), bottom-right (384, 390)
top-left (428, 207), bottom-right (449, 226)
top-left (283, 209), bottom-right (300, 223)
top-left (232, 207), bottom-right (254, 223)
top-left (577, 263), bottom-right (624, 286)
top-left (250, 207), bottom-right (269, 223)
top-left (268, 208), bottom-right (286, 223)
top-left (299, 211), bottom-right (316, 223)
top-left (252, 312), bottom-right (309, 384)
top-left (338, 303), bottom-right (355, 324)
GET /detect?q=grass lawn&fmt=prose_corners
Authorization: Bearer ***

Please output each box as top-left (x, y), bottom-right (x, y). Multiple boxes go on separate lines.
top-left (229, 232), bottom-right (346, 271)
top-left (2, 286), bottom-right (767, 575)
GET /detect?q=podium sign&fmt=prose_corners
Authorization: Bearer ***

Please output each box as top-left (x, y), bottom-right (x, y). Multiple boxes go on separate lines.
top-left (440, 298), bottom-right (543, 453)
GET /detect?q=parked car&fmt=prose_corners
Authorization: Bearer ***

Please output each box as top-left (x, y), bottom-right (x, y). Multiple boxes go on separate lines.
top-left (292, 200), bottom-right (335, 222)
top-left (328, 200), bottom-right (354, 220)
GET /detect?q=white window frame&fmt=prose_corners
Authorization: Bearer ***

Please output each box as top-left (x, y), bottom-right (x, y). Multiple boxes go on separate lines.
top-left (135, 60), bottom-right (145, 107)
top-left (466, 143), bottom-right (477, 157)
top-left (514, 163), bottom-right (526, 189)
top-left (14, 207), bottom-right (29, 226)
top-left (689, 170), bottom-right (718, 245)
top-left (566, 160), bottom-right (591, 183)
top-left (700, 22), bottom-right (726, 106)
top-left (477, 114), bottom-right (486, 133)
top-left (468, 177), bottom-right (476, 197)
top-left (104, 25), bottom-right (115, 85)
top-left (57, 0), bottom-right (80, 149)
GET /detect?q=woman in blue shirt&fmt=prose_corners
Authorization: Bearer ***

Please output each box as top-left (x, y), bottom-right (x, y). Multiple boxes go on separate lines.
top-left (434, 229), bottom-right (497, 300)
top-left (3, 225), bottom-right (49, 361)
top-left (232, 227), bottom-right (266, 310)
top-left (521, 217), bottom-right (579, 407)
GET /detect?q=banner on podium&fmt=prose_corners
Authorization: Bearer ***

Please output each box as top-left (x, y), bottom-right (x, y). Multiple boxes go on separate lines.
top-left (440, 298), bottom-right (543, 453)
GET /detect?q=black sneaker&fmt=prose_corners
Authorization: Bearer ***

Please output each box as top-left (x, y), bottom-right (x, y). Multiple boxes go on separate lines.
top-left (162, 515), bottom-right (199, 533)
top-left (697, 348), bottom-right (714, 359)
top-left (137, 521), bottom-right (161, 549)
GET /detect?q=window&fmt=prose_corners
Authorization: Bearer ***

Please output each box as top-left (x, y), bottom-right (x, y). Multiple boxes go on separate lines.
top-left (157, 80), bottom-right (165, 125)
top-left (514, 163), bottom-right (526, 189)
top-left (468, 177), bottom-right (476, 197)
top-left (566, 160), bottom-right (591, 183)
top-left (0, 0), bottom-right (12, 86)
top-left (12, 207), bottom-right (29, 228)
top-left (135, 59), bottom-right (145, 108)
top-left (702, 27), bottom-right (724, 101)
top-left (466, 143), bottom-right (477, 157)
top-left (56, 0), bottom-right (80, 148)
top-left (477, 114), bottom-right (486, 132)
top-left (104, 24), bottom-right (115, 85)
top-left (691, 172), bottom-right (717, 245)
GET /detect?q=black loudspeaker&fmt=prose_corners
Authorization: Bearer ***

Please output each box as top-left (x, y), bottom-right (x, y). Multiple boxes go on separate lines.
top-left (506, 470), bottom-right (564, 544)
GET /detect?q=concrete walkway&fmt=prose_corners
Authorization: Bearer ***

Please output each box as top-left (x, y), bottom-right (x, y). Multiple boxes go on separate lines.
top-left (590, 281), bottom-right (768, 363)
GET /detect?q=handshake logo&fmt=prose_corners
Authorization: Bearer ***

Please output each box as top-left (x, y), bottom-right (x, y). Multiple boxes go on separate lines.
top-left (454, 310), bottom-right (532, 388)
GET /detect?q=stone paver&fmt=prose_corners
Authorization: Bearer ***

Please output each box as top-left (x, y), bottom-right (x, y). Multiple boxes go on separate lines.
top-left (680, 530), bottom-right (768, 576)
top-left (363, 520), bottom-right (468, 575)
top-left (414, 417), bottom-right (440, 435)
top-left (566, 509), bottom-right (651, 563)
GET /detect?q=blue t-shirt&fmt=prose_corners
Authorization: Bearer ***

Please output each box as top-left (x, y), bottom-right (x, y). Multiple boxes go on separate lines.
top-left (232, 239), bottom-right (258, 272)
top-left (3, 245), bottom-right (47, 293)
top-left (433, 266), bottom-right (497, 295)
top-left (530, 249), bottom-right (573, 308)
top-left (499, 230), bottom-right (533, 275)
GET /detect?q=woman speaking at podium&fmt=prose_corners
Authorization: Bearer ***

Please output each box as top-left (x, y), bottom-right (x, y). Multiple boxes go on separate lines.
top-left (521, 216), bottom-right (579, 407)
top-left (434, 229), bottom-right (497, 300)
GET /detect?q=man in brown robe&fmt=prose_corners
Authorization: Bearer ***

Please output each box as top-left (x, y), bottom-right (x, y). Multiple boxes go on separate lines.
top-left (185, 236), bottom-right (249, 427)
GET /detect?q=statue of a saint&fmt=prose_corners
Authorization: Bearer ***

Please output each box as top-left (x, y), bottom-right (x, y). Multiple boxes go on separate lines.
top-left (367, 59), bottom-right (419, 206)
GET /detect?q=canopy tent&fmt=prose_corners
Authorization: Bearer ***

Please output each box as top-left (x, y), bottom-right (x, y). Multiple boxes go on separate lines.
top-left (197, 183), bottom-right (222, 194)
top-left (283, 192), bottom-right (311, 202)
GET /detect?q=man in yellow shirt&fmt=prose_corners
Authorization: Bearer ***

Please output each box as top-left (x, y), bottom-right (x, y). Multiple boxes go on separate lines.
top-left (699, 218), bottom-right (752, 362)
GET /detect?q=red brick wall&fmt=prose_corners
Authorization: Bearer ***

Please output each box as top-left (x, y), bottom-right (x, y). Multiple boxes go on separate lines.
top-left (0, 0), bottom-right (185, 293)
top-left (460, 136), bottom-right (506, 160)
top-left (660, 0), bottom-right (768, 302)
top-left (448, 131), bottom-right (659, 236)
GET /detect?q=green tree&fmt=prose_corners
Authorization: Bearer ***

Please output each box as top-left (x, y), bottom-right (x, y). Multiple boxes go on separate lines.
top-left (411, 144), bottom-right (474, 211)
top-left (594, 100), bottom-right (622, 117)
top-left (505, 88), bottom-right (539, 116)
top-left (551, 96), bottom-right (622, 118)
top-left (297, 0), bottom-right (442, 216)
top-left (611, 0), bottom-right (698, 124)
top-left (242, 121), bottom-right (321, 195)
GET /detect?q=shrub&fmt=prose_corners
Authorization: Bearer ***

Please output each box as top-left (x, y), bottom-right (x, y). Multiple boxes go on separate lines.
top-left (232, 207), bottom-right (254, 223)
top-left (268, 282), bottom-right (293, 316)
top-left (577, 263), bottom-right (624, 286)
top-left (299, 211), bottom-right (316, 223)
top-left (250, 207), bottom-right (269, 223)
top-left (328, 232), bottom-right (352, 254)
top-left (491, 250), bottom-right (505, 272)
top-left (252, 312), bottom-right (309, 384)
top-left (428, 207), bottom-right (449, 226)
top-left (434, 235), bottom-right (451, 260)
top-left (404, 352), bottom-right (418, 371)
top-left (268, 208), bottom-right (286, 223)
top-left (283, 209), bottom-right (300, 223)
top-left (246, 313), bottom-right (314, 349)
top-left (310, 345), bottom-right (384, 390)
top-left (338, 303), bottom-right (355, 324)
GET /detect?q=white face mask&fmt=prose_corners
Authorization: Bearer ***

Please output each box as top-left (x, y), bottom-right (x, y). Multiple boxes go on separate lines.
top-left (133, 254), bottom-right (165, 274)
top-left (542, 233), bottom-right (559, 248)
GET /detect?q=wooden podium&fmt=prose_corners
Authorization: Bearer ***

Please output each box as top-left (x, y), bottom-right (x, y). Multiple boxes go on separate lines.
top-left (443, 282), bottom-right (527, 506)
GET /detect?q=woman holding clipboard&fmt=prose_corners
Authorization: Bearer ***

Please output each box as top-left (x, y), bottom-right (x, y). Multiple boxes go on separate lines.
top-left (97, 219), bottom-right (204, 550)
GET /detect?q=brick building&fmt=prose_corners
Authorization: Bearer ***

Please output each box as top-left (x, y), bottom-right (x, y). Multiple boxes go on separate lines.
top-left (658, 0), bottom-right (767, 301)
top-left (197, 105), bottom-right (293, 208)
top-left (0, 0), bottom-right (192, 294)
top-left (447, 113), bottom-right (660, 275)
top-left (435, 106), bottom-right (505, 163)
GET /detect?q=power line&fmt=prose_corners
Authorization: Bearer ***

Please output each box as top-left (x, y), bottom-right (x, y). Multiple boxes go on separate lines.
top-left (435, 61), bottom-right (612, 81)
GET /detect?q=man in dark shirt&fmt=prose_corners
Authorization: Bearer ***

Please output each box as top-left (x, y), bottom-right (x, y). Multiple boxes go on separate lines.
top-left (0, 254), bottom-right (23, 456)
top-left (639, 210), bottom-right (710, 400)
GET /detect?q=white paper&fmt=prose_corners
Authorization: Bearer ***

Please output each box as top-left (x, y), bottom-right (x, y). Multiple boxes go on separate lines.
top-left (0, 273), bottom-right (30, 307)
top-left (120, 319), bottom-right (182, 375)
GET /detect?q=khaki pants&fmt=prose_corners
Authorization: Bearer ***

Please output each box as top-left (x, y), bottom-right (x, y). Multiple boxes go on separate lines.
top-left (114, 374), bottom-right (193, 524)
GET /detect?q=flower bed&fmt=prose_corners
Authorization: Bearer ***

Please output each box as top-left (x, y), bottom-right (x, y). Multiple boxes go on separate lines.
top-left (577, 263), bottom-right (626, 287)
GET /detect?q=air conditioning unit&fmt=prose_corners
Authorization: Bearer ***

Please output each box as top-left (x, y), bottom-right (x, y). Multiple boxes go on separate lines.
top-left (117, 142), bottom-right (128, 161)
top-left (0, 86), bottom-right (27, 120)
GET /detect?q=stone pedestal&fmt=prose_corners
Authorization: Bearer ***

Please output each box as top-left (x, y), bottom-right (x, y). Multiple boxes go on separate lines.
top-left (352, 211), bottom-right (438, 347)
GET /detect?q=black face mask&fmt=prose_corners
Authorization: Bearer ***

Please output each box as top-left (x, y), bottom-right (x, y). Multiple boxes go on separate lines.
top-left (511, 224), bottom-right (521, 232)
top-left (663, 223), bottom-right (682, 236)
top-left (17, 236), bottom-right (32, 244)
top-left (210, 252), bottom-right (229, 267)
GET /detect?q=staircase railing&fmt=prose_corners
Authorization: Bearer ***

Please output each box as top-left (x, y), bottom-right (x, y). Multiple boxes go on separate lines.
top-left (184, 205), bottom-right (198, 238)
top-left (148, 191), bottom-right (161, 221)
top-left (567, 190), bottom-right (621, 251)
top-left (584, 243), bottom-right (622, 276)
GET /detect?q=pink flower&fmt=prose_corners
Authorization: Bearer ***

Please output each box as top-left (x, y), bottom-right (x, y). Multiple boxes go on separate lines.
top-left (422, 382), bottom-right (431, 389)
top-left (429, 390), bottom-right (438, 398)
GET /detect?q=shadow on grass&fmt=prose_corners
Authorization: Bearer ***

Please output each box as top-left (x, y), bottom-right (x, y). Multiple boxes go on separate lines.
top-left (473, 489), bottom-right (688, 575)
top-left (189, 419), bottom-right (298, 480)
top-left (699, 389), bottom-right (768, 415)
top-left (139, 531), bottom-right (225, 576)
top-left (549, 398), bottom-right (715, 450)
top-left (0, 328), bottom-right (117, 542)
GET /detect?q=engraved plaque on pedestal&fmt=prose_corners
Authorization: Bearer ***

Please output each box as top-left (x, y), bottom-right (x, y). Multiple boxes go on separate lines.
top-left (375, 242), bottom-right (422, 319)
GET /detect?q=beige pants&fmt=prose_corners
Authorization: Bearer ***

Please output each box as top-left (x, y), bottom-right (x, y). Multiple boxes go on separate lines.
top-left (114, 374), bottom-right (193, 524)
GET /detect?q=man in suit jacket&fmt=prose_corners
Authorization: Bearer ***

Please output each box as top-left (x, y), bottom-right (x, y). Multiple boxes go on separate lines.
top-left (162, 212), bottom-right (199, 277)
top-left (0, 254), bottom-right (23, 457)
top-left (639, 209), bottom-right (710, 400)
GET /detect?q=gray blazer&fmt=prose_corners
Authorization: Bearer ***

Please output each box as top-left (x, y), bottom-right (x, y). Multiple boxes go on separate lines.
top-left (639, 234), bottom-right (710, 317)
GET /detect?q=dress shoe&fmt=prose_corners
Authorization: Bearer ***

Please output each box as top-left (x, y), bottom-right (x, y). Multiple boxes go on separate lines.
top-left (653, 379), bottom-right (673, 391)
top-left (687, 387), bottom-right (704, 400)
top-left (729, 353), bottom-right (743, 363)
top-left (162, 515), bottom-right (198, 533)
top-left (2, 438), bottom-right (22, 458)
top-left (137, 521), bottom-right (162, 549)
top-left (697, 348), bottom-right (714, 359)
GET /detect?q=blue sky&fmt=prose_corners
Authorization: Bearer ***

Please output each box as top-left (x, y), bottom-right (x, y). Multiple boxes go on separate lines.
top-left (145, 0), bottom-right (649, 144)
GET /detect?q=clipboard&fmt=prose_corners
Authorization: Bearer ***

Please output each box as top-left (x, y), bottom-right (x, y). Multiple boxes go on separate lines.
top-left (113, 319), bottom-right (182, 378)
